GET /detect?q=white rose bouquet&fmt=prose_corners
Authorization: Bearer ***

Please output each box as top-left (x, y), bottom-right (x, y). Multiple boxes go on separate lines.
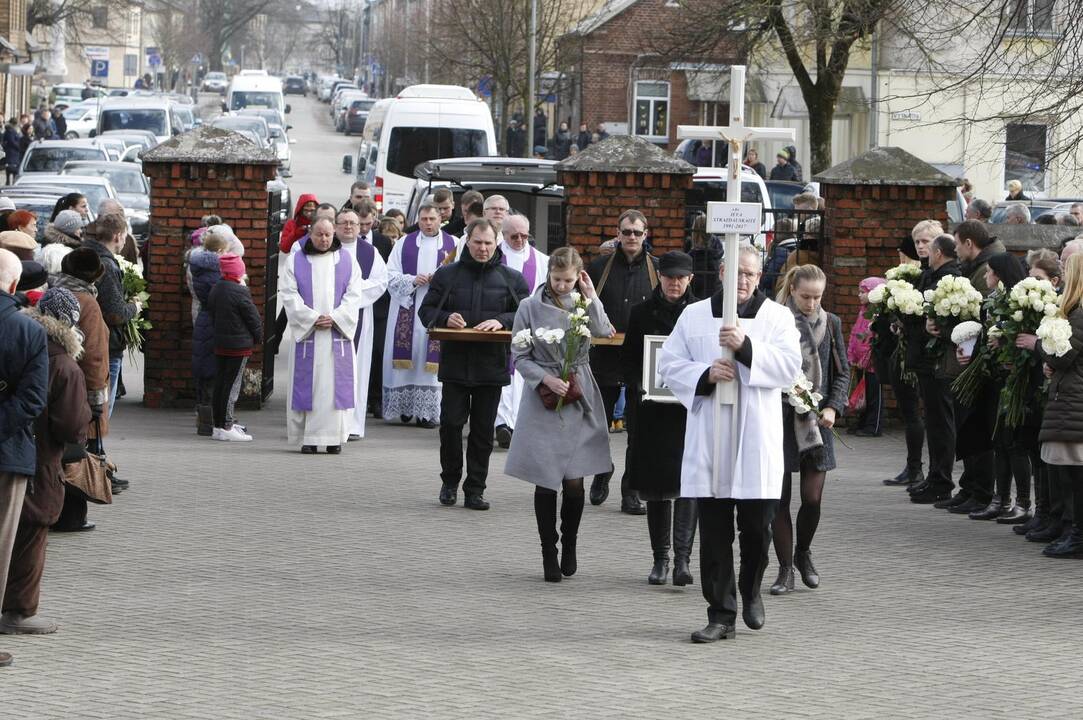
top-left (522, 290), bottom-right (594, 413)
top-left (863, 263), bottom-right (925, 385)
top-left (1036, 315), bottom-right (1073, 358)
top-left (116, 255), bottom-right (151, 361)
top-left (783, 373), bottom-right (851, 449)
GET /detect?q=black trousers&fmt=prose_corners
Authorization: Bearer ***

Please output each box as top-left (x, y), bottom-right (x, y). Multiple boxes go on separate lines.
top-left (599, 383), bottom-right (636, 498)
top-left (892, 363), bottom-right (925, 471)
top-left (439, 382), bottom-right (502, 497)
top-left (920, 375), bottom-right (955, 492)
top-left (856, 369), bottom-right (882, 434)
top-left (697, 498), bottom-right (778, 625)
top-left (213, 355), bottom-right (246, 429)
top-left (368, 315), bottom-right (387, 411)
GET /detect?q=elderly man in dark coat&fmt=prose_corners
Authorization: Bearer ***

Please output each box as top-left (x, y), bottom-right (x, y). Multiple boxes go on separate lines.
top-left (2, 288), bottom-right (90, 635)
top-left (587, 209), bottom-right (659, 514)
top-left (622, 251), bottom-right (698, 586)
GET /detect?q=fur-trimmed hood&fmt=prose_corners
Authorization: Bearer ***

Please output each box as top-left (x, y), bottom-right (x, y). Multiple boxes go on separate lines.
top-left (23, 307), bottom-right (84, 360)
top-left (48, 272), bottom-right (98, 298)
top-left (43, 224), bottom-right (81, 248)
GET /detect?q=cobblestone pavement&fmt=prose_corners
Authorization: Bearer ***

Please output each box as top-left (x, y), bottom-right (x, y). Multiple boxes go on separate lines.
top-left (4, 97), bottom-right (1081, 718)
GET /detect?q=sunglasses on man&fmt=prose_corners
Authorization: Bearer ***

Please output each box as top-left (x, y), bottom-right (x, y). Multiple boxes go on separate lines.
top-left (619, 228), bottom-right (646, 237)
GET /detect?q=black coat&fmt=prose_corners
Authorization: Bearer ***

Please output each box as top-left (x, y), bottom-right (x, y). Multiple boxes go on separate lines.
top-left (418, 248), bottom-right (529, 386)
top-left (206, 279), bottom-right (262, 352)
top-left (769, 162), bottom-right (798, 181)
top-left (1038, 305), bottom-right (1083, 444)
top-left (367, 231), bottom-right (394, 322)
top-left (83, 239), bottom-right (138, 357)
top-left (505, 127), bottom-right (526, 157)
top-left (189, 250), bottom-right (220, 379)
top-left (905, 259), bottom-right (960, 376)
top-left (2, 125), bottom-right (22, 170)
top-left (622, 286), bottom-right (695, 499)
top-left (587, 247), bottom-right (659, 386)
top-left (0, 293), bottom-right (48, 478)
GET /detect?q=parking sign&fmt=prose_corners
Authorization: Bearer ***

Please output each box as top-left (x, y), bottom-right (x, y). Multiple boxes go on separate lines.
top-left (91, 59), bottom-right (109, 78)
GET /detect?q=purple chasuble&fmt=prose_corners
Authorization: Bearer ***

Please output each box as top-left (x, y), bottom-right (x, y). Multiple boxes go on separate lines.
top-left (391, 230), bottom-right (456, 373)
top-left (502, 245), bottom-right (539, 292)
top-left (291, 248), bottom-right (355, 412)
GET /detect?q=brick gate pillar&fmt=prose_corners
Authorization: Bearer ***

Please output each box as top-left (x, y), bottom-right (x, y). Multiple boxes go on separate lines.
top-left (814, 147), bottom-right (958, 338)
top-left (557, 136), bottom-right (695, 260)
top-left (140, 126), bottom-right (279, 409)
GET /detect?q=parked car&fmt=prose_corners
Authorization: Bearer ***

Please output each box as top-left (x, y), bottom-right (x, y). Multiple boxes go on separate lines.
top-left (317, 75), bottom-right (341, 102)
top-left (172, 104), bottom-right (198, 132)
top-left (202, 71), bottom-right (229, 94)
top-left (62, 161), bottom-right (151, 214)
top-left (990, 200), bottom-right (1061, 224)
top-left (14, 174), bottom-right (119, 214)
top-left (19, 140), bottom-right (110, 175)
top-left (328, 82), bottom-right (359, 114)
top-left (98, 129), bottom-right (159, 152)
top-left (95, 97), bottom-right (183, 145)
top-left (53, 83), bottom-right (89, 103)
top-left (0, 188), bottom-right (97, 241)
top-left (343, 98), bottom-right (376, 136)
top-left (59, 105), bottom-right (100, 139)
top-left (238, 109), bottom-right (292, 173)
top-left (211, 115), bottom-right (272, 149)
top-left (332, 88), bottom-right (367, 124)
top-left (283, 76), bottom-right (306, 96)
top-left (684, 167), bottom-right (777, 246)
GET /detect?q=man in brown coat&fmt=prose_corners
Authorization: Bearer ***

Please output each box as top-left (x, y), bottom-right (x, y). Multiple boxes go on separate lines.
top-left (1, 288), bottom-right (90, 634)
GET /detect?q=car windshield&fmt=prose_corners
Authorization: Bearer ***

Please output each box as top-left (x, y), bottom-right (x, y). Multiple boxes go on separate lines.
top-left (214, 119), bottom-right (268, 140)
top-left (387, 127), bottom-right (489, 177)
top-left (100, 109), bottom-right (167, 135)
top-left (63, 107), bottom-right (90, 120)
top-left (68, 167), bottom-right (145, 193)
top-left (230, 91), bottom-right (281, 111)
top-left (351, 100), bottom-right (375, 112)
top-left (687, 180), bottom-right (765, 205)
top-left (207, 73), bottom-right (226, 81)
top-left (23, 147), bottom-right (106, 172)
top-left (766, 182), bottom-right (803, 210)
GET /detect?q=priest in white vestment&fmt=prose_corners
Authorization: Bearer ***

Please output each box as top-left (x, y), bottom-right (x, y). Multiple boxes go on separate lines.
top-left (382, 203), bottom-right (459, 426)
top-left (281, 219), bottom-right (385, 452)
top-left (334, 208), bottom-right (389, 439)
top-left (658, 244), bottom-right (801, 643)
top-left (493, 213), bottom-right (548, 448)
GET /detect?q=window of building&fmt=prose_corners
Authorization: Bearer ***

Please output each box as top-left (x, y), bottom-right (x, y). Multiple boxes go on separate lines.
top-left (91, 6), bottom-right (108, 29)
top-left (123, 53), bottom-right (138, 76)
top-left (633, 81), bottom-right (670, 142)
top-left (1004, 122), bottom-right (1047, 193)
top-left (1008, 0), bottom-right (1055, 34)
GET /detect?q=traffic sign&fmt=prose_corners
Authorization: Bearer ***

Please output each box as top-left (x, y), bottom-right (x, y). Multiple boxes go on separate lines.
top-left (477, 75), bottom-right (492, 98)
top-left (91, 59), bottom-right (109, 78)
top-left (148, 53), bottom-right (162, 67)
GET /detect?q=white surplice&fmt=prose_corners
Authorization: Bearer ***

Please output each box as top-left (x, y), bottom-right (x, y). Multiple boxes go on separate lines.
top-left (382, 231), bottom-right (445, 421)
top-left (340, 237), bottom-right (389, 438)
top-left (657, 297), bottom-right (801, 499)
top-left (282, 247), bottom-right (386, 447)
top-left (496, 241), bottom-right (548, 430)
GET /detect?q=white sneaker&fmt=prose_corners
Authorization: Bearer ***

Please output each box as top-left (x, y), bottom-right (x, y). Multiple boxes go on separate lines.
top-left (211, 428), bottom-right (229, 441)
top-left (225, 425), bottom-right (253, 441)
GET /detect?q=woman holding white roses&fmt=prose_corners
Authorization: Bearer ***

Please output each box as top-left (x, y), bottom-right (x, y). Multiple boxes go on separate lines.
top-left (770, 265), bottom-right (849, 594)
top-left (1033, 252), bottom-right (1083, 557)
top-left (505, 247), bottom-right (617, 582)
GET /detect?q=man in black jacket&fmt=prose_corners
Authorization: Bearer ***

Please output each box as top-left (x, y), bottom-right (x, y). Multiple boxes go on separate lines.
top-left (352, 201), bottom-right (395, 418)
top-left (419, 219), bottom-right (529, 511)
top-left (403, 187), bottom-right (464, 238)
top-left (587, 209), bottom-right (659, 514)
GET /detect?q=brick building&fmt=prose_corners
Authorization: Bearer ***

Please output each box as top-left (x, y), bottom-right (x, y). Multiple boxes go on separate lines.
top-left (558, 0), bottom-right (744, 155)
top-left (0, 0), bottom-right (34, 117)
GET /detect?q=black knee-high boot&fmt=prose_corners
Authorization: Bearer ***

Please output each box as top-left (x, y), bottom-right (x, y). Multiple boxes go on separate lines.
top-left (646, 500), bottom-right (672, 585)
top-left (672, 498), bottom-right (698, 586)
top-left (560, 486), bottom-right (584, 577)
top-left (534, 489), bottom-right (561, 582)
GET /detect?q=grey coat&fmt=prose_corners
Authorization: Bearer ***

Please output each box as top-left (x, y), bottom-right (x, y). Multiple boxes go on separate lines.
top-left (505, 286), bottom-right (615, 490)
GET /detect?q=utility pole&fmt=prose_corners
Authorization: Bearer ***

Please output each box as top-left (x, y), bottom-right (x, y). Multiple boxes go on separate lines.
top-left (526, 0), bottom-right (537, 158)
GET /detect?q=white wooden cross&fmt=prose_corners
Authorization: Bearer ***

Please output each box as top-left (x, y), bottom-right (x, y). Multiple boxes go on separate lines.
top-left (677, 65), bottom-right (795, 482)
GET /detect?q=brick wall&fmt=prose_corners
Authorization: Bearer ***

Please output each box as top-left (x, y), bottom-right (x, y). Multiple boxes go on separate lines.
top-left (140, 160), bottom-right (278, 408)
top-left (559, 169), bottom-right (693, 262)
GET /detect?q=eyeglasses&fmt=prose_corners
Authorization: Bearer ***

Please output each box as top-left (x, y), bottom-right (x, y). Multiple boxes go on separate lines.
top-left (336, 220), bottom-right (360, 227)
top-left (507, 233), bottom-right (530, 241)
top-left (619, 228), bottom-right (646, 237)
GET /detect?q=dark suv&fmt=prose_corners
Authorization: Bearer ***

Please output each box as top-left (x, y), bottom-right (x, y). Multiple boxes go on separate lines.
top-left (283, 76), bottom-right (306, 96)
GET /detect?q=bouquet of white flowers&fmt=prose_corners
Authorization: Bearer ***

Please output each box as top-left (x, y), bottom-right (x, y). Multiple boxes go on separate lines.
top-left (924, 275), bottom-right (983, 327)
top-left (783, 373), bottom-right (850, 449)
top-left (885, 263), bottom-right (923, 283)
top-left (863, 264), bottom-right (925, 385)
top-left (1036, 315), bottom-right (1073, 357)
top-left (516, 291), bottom-right (593, 413)
top-left (116, 255), bottom-right (151, 361)
top-left (950, 320), bottom-right (983, 357)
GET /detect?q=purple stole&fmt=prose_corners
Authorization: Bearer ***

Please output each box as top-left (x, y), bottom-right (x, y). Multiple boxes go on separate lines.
top-left (502, 245), bottom-right (539, 292)
top-left (391, 230), bottom-right (456, 373)
top-left (291, 248), bottom-right (355, 412)
top-left (349, 238), bottom-right (377, 348)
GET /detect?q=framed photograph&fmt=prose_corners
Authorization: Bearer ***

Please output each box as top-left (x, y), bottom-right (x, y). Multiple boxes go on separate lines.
top-left (642, 334), bottom-right (679, 403)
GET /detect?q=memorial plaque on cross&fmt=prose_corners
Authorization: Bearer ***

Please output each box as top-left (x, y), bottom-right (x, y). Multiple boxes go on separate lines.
top-left (677, 65), bottom-right (795, 479)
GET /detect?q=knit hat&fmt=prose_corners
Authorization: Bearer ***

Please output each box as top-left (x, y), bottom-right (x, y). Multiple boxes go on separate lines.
top-left (53, 209), bottom-right (84, 237)
top-left (0, 198), bottom-right (15, 212)
top-left (777, 148), bottom-right (791, 160)
top-left (37, 286), bottom-right (80, 327)
top-left (16, 260), bottom-right (46, 291)
top-left (218, 253), bottom-right (246, 280)
top-left (39, 242), bottom-right (72, 274)
top-left (209, 224), bottom-right (244, 256)
top-left (60, 246), bottom-right (105, 283)
top-left (898, 234), bottom-right (919, 261)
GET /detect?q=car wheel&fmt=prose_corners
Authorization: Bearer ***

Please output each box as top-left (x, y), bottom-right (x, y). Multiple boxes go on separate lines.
top-left (65, 131), bottom-right (78, 139)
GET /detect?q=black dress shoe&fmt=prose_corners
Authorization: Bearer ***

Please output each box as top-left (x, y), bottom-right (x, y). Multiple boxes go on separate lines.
top-left (301, 445), bottom-right (317, 454)
top-left (997, 503), bottom-right (1031, 524)
top-left (399, 414), bottom-right (413, 424)
top-left (691, 622), bottom-right (735, 643)
top-left (589, 467), bottom-right (613, 506)
top-left (1042, 528), bottom-right (1083, 557)
top-left (52, 520), bottom-right (96, 532)
top-left (948, 497), bottom-right (987, 515)
top-left (110, 476), bottom-right (130, 488)
top-left (969, 497), bottom-right (1004, 520)
top-left (416, 418), bottom-right (438, 429)
top-left (648, 556), bottom-right (669, 585)
top-left (742, 594), bottom-right (765, 630)
top-left (347, 434), bottom-right (361, 442)
top-left (439, 484), bottom-right (458, 506)
top-left (769, 565), bottom-right (794, 595)
top-left (794, 550), bottom-right (820, 589)
top-left (326, 445), bottom-right (342, 454)
top-left (907, 480), bottom-right (930, 496)
top-left (371, 407), bottom-right (384, 420)
top-left (910, 486), bottom-right (951, 504)
top-left (1027, 521), bottom-right (1064, 543)
top-left (934, 492), bottom-right (971, 510)
top-left (883, 468), bottom-right (911, 486)
top-left (621, 495), bottom-right (646, 515)
top-left (464, 494), bottom-right (490, 510)
top-left (495, 424), bottom-right (513, 449)
top-left (1015, 512), bottom-right (1046, 535)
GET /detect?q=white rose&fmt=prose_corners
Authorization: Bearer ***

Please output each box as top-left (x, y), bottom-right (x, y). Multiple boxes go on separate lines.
top-left (577, 325), bottom-right (591, 338)
top-left (1032, 298), bottom-right (1045, 312)
top-left (1045, 304), bottom-right (1058, 316)
top-left (1013, 310), bottom-right (1024, 322)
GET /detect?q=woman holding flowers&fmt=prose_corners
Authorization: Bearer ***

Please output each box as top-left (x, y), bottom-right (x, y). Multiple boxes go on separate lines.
top-left (1032, 252), bottom-right (1083, 557)
top-left (847, 277), bottom-right (886, 437)
top-left (770, 265), bottom-right (849, 594)
top-left (505, 247), bottom-right (616, 582)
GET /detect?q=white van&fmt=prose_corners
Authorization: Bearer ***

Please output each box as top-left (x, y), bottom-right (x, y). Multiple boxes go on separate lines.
top-left (94, 97), bottom-right (181, 146)
top-left (350, 85), bottom-right (496, 213)
top-left (224, 75), bottom-right (290, 125)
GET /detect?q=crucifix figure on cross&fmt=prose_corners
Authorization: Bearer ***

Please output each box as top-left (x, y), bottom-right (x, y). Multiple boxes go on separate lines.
top-left (677, 64), bottom-right (796, 482)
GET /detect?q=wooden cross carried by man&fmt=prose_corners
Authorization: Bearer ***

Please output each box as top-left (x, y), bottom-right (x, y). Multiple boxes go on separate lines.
top-left (676, 64), bottom-right (796, 480)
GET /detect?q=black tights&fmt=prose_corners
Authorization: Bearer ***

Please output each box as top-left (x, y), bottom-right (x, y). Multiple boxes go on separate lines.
top-left (535, 478), bottom-right (585, 498)
top-left (773, 463), bottom-right (826, 567)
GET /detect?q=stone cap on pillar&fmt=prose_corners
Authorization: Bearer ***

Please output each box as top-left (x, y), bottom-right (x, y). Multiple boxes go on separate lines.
top-left (556, 135), bottom-right (696, 175)
top-left (813, 146), bottom-right (957, 186)
top-left (141, 125), bottom-right (279, 165)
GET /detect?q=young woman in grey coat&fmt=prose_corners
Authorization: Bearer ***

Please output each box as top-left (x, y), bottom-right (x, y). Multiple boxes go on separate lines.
top-left (505, 247), bottom-right (615, 582)
top-left (770, 264), bottom-right (849, 595)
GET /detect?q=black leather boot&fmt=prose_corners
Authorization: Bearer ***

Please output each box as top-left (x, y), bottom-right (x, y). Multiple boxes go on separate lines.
top-left (969, 497), bottom-right (1005, 520)
top-left (647, 500), bottom-right (671, 585)
top-left (534, 491), bottom-right (561, 582)
top-left (769, 565), bottom-right (795, 595)
top-left (672, 499), bottom-right (697, 586)
top-left (794, 550), bottom-right (820, 589)
top-left (589, 465), bottom-right (613, 506)
top-left (560, 486), bottom-right (584, 577)
top-left (1042, 525), bottom-right (1083, 557)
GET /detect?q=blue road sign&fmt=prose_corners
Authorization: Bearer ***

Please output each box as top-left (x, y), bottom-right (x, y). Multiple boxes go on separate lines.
top-left (477, 75), bottom-right (493, 98)
top-left (91, 59), bottom-right (109, 78)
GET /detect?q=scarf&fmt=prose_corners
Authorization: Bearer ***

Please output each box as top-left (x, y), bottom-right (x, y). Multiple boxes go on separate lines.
top-left (787, 295), bottom-right (826, 456)
top-left (847, 277), bottom-right (885, 369)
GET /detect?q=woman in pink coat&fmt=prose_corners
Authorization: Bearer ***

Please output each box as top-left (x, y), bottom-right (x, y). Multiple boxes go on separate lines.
top-left (846, 276), bottom-right (885, 437)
